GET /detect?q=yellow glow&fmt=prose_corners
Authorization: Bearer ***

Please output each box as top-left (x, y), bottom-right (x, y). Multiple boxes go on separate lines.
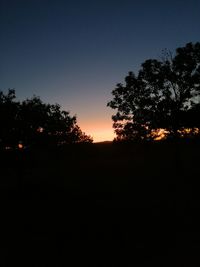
top-left (154, 127), bottom-right (200, 140)
top-left (154, 129), bottom-right (168, 140)
top-left (178, 127), bottom-right (200, 136)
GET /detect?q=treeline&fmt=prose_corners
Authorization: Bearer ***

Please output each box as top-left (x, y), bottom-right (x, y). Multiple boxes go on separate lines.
top-left (1, 42), bottom-right (200, 148)
top-left (108, 42), bottom-right (200, 141)
top-left (0, 90), bottom-right (92, 149)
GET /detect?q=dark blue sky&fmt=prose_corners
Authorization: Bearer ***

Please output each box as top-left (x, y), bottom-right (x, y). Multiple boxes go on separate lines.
top-left (1, 0), bottom-right (200, 141)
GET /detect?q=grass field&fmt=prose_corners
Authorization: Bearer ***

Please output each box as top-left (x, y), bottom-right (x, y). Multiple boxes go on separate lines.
top-left (1, 141), bottom-right (200, 266)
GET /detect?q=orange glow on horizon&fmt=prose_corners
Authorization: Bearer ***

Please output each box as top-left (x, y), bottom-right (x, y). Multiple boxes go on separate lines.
top-left (78, 120), bottom-right (115, 142)
top-left (90, 129), bottom-right (115, 142)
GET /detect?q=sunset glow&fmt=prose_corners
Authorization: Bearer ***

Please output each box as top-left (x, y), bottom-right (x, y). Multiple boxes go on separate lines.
top-left (83, 127), bottom-right (115, 142)
top-left (90, 129), bottom-right (115, 142)
top-left (79, 120), bottom-right (115, 142)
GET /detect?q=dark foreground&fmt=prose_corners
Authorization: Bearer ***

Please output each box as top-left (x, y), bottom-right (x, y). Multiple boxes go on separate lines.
top-left (1, 141), bottom-right (200, 266)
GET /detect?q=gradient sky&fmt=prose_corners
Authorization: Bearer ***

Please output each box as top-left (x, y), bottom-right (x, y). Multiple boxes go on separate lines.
top-left (1, 0), bottom-right (200, 141)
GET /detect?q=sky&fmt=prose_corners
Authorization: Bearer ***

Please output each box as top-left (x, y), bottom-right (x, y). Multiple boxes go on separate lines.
top-left (1, 0), bottom-right (200, 142)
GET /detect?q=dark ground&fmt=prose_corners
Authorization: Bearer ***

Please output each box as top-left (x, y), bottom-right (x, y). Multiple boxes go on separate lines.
top-left (0, 141), bottom-right (200, 266)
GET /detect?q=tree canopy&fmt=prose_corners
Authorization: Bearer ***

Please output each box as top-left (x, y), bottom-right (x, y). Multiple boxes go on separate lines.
top-left (0, 89), bottom-right (92, 149)
top-left (107, 42), bottom-right (200, 141)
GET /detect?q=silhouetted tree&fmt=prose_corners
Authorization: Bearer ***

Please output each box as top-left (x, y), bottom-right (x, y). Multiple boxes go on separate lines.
top-left (17, 96), bottom-right (50, 146)
top-left (107, 42), bottom-right (200, 141)
top-left (0, 89), bottom-right (20, 148)
top-left (0, 90), bottom-right (92, 149)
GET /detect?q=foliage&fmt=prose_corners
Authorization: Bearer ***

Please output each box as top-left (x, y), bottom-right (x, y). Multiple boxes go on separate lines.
top-left (107, 42), bottom-right (200, 141)
top-left (0, 90), bottom-right (92, 149)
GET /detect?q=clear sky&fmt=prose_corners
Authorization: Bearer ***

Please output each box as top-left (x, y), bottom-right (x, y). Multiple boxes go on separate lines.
top-left (1, 0), bottom-right (200, 142)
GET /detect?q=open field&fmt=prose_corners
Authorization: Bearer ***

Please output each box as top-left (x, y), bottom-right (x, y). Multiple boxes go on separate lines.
top-left (1, 141), bottom-right (200, 266)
